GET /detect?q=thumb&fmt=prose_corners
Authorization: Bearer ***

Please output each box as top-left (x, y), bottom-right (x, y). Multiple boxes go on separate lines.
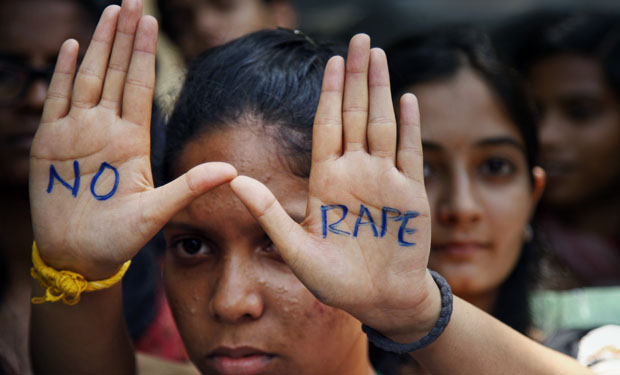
top-left (140, 162), bottom-right (237, 232)
top-left (230, 175), bottom-right (310, 270)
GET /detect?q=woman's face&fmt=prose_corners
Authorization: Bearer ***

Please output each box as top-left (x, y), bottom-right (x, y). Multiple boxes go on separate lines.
top-left (529, 53), bottom-right (620, 208)
top-left (0, 0), bottom-right (93, 186)
top-left (163, 128), bottom-right (368, 375)
top-left (163, 0), bottom-right (295, 61)
top-left (413, 69), bottom-right (542, 308)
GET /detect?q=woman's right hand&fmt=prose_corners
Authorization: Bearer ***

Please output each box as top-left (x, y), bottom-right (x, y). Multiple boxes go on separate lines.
top-left (29, 0), bottom-right (236, 279)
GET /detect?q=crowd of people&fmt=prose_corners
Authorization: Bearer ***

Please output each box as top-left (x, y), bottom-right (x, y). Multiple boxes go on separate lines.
top-left (1, 0), bottom-right (619, 374)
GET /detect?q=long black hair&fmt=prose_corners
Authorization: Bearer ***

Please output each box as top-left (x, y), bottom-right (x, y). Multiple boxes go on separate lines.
top-left (386, 27), bottom-right (539, 334)
top-left (163, 29), bottom-right (344, 181)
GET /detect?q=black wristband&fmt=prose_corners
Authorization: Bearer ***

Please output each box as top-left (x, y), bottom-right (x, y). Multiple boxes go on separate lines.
top-left (362, 270), bottom-right (453, 353)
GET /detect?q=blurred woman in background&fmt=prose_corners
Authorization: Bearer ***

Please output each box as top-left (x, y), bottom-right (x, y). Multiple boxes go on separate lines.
top-left (383, 28), bottom-right (547, 374)
top-left (512, 12), bottom-right (620, 287)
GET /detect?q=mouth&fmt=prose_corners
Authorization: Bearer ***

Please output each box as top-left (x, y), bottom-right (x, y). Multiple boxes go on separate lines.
top-left (431, 241), bottom-right (489, 260)
top-left (206, 347), bottom-right (276, 375)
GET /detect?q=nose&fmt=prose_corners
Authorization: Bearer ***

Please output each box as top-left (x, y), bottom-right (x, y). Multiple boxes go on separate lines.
top-left (538, 110), bottom-right (565, 152)
top-left (437, 166), bottom-right (482, 227)
top-left (23, 78), bottom-right (48, 110)
top-left (209, 253), bottom-right (264, 324)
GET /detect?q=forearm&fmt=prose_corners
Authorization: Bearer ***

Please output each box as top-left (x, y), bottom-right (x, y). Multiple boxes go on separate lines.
top-left (30, 282), bottom-right (135, 375)
top-left (409, 297), bottom-right (590, 375)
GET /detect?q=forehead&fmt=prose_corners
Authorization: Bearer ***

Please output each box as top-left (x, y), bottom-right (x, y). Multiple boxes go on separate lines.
top-left (529, 54), bottom-right (609, 97)
top-left (174, 127), bottom-right (308, 232)
top-left (413, 68), bottom-right (523, 148)
top-left (0, 0), bottom-right (93, 57)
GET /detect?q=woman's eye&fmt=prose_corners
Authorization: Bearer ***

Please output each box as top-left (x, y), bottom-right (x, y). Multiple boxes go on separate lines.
top-left (262, 241), bottom-right (284, 261)
top-left (563, 100), bottom-right (601, 123)
top-left (423, 162), bottom-right (433, 179)
top-left (173, 237), bottom-right (210, 257)
top-left (479, 157), bottom-right (515, 177)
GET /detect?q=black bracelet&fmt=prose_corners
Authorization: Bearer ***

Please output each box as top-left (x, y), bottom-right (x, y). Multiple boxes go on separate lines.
top-left (362, 270), bottom-right (453, 353)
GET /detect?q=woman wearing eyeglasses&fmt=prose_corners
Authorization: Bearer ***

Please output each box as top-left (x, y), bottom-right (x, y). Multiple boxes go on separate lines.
top-left (0, 0), bottom-right (99, 373)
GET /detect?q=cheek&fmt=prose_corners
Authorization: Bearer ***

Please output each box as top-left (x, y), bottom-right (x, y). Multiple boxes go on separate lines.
top-left (484, 185), bottom-right (532, 239)
top-left (263, 272), bottom-right (362, 367)
top-left (577, 119), bottom-right (620, 176)
top-left (162, 257), bottom-right (213, 355)
top-left (483, 185), bottom-right (531, 274)
top-left (263, 270), bottom-right (350, 340)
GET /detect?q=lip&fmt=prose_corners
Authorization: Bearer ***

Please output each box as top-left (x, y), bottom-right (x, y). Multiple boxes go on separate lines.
top-left (431, 241), bottom-right (489, 260)
top-left (206, 347), bottom-right (276, 375)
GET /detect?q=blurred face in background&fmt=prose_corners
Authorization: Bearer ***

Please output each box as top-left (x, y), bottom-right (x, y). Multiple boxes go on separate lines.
top-left (528, 53), bottom-right (620, 208)
top-left (413, 68), bottom-right (543, 309)
top-left (0, 0), bottom-right (93, 187)
top-left (160, 0), bottom-right (297, 61)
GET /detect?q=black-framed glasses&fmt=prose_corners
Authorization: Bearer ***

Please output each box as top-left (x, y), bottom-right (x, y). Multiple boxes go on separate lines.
top-left (0, 58), bottom-right (54, 106)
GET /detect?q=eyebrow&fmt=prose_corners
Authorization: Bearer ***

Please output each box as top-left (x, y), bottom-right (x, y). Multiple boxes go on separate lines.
top-left (422, 137), bottom-right (524, 152)
top-left (475, 136), bottom-right (524, 151)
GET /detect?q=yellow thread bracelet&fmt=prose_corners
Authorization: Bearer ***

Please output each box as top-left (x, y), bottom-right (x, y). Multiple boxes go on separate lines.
top-left (30, 241), bottom-right (131, 305)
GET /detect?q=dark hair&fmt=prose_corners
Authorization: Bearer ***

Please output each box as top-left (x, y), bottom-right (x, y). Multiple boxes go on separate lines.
top-left (509, 11), bottom-right (620, 96)
top-left (163, 29), bottom-right (343, 181)
top-left (386, 27), bottom-right (539, 333)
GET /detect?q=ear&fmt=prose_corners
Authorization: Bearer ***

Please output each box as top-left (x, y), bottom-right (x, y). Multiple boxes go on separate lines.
top-left (529, 166), bottom-right (546, 217)
top-left (269, 1), bottom-right (298, 29)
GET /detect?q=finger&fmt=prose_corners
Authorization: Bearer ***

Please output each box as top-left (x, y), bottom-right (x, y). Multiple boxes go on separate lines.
top-left (230, 176), bottom-right (310, 271)
top-left (71, 5), bottom-right (120, 109)
top-left (141, 162), bottom-right (237, 230)
top-left (41, 40), bottom-right (79, 124)
top-left (100, 0), bottom-right (143, 111)
top-left (312, 56), bottom-right (345, 163)
top-left (122, 15), bottom-right (157, 126)
top-left (342, 34), bottom-right (371, 152)
top-left (396, 93), bottom-right (424, 181)
top-left (367, 48), bottom-right (397, 160)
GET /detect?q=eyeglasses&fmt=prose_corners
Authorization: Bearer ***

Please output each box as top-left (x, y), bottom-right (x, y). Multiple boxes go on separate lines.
top-left (0, 59), bottom-right (54, 106)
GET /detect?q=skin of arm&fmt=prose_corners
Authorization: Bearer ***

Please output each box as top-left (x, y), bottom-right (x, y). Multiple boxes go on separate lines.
top-left (405, 294), bottom-right (591, 375)
top-left (30, 283), bottom-right (134, 374)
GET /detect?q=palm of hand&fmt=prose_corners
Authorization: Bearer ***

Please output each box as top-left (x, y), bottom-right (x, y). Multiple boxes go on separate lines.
top-left (232, 35), bottom-right (432, 329)
top-left (30, 107), bottom-right (154, 270)
top-left (29, 2), bottom-right (236, 279)
top-left (302, 152), bottom-right (430, 309)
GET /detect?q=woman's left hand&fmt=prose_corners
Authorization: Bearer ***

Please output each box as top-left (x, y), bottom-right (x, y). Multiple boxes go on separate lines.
top-left (231, 34), bottom-right (440, 341)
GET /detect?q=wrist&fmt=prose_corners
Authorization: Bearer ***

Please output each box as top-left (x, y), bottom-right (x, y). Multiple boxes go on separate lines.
top-left (382, 269), bottom-right (443, 343)
top-left (35, 243), bottom-right (127, 281)
top-left (362, 270), bottom-right (452, 353)
top-left (31, 241), bottom-right (131, 305)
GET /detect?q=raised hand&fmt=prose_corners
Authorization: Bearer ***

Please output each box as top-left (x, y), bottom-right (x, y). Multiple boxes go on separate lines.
top-left (29, 0), bottom-right (236, 279)
top-left (231, 34), bottom-right (439, 339)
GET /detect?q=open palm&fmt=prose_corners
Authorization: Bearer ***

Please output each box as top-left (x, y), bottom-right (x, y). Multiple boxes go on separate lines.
top-left (231, 35), bottom-right (434, 335)
top-left (29, 0), bottom-right (235, 279)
